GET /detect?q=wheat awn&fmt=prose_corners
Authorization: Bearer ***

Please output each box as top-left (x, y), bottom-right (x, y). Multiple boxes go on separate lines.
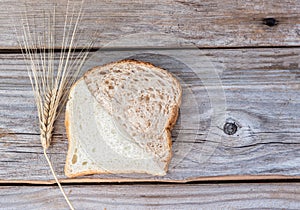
top-left (16, 1), bottom-right (93, 209)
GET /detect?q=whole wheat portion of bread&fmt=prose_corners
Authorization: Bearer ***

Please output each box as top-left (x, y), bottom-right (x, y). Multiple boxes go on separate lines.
top-left (65, 60), bottom-right (182, 177)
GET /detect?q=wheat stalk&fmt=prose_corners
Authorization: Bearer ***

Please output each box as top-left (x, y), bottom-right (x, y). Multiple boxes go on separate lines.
top-left (16, 1), bottom-right (92, 209)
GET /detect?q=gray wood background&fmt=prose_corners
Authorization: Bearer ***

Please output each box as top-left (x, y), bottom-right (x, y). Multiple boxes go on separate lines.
top-left (1, 183), bottom-right (300, 209)
top-left (0, 0), bottom-right (299, 209)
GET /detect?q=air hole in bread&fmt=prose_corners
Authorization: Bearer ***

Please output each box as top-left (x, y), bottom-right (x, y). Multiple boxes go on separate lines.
top-left (72, 154), bottom-right (77, 164)
top-left (145, 96), bottom-right (150, 102)
top-left (158, 80), bottom-right (165, 86)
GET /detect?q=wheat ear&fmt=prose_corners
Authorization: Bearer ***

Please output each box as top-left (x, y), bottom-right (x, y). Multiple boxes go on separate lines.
top-left (16, 1), bottom-right (92, 209)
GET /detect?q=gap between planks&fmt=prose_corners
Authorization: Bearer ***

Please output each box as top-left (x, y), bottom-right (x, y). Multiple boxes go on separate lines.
top-left (2, 45), bottom-right (300, 55)
top-left (0, 175), bottom-right (299, 185)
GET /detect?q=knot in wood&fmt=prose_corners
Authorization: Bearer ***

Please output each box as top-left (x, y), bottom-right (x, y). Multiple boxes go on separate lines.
top-left (223, 122), bottom-right (238, 135)
top-left (263, 18), bottom-right (278, 27)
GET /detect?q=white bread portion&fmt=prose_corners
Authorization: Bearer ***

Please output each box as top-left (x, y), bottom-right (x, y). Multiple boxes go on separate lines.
top-left (65, 79), bottom-right (166, 178)
top-left (84, 60), bottom-right (182, 164)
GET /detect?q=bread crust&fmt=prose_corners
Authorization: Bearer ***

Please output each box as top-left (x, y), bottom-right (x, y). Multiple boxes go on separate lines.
top-left (65, 60), bottom-right (182, 177)
top-left (64, 79), bottom-right (81, 178)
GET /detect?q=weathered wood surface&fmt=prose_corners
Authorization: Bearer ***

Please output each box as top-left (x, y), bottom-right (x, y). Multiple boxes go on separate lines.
top-left (1, 183), bottom-right (300, 209)
top-left (1, 0), bottom-right (300, 49)
top-left (0, 48), bottom-right (299, 182)
top-left (1, 1), bottom-right (299, 209)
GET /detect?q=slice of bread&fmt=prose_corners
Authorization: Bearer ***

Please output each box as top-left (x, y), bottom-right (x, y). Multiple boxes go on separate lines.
top-left (65, 60), bottom-right (182, 178)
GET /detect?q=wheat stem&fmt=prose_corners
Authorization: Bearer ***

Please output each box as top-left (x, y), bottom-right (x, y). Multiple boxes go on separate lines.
top-left (43, 148), bottom-right (75, 210)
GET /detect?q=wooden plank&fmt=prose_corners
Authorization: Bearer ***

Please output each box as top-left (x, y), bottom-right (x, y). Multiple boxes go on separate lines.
top-left (1, 0), bottom-right (300, 48)
top-left (0, 48), bottom-right (300, 182)
top-left (0, 183), bottom-right (300, 209)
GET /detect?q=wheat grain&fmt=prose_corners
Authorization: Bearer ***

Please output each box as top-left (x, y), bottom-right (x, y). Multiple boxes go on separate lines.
top-left (15, 1), bottom-right (92, 209)
top-left (40, 88), bottom-right (57, 149)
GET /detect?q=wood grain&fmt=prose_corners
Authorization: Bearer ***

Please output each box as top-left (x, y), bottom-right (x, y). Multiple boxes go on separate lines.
top-left (1, 1), bottom-right (299, 208)
top-left (1, 0), bottom-right (300, 49)
top-left (1, 183), bottom-right (300, 209)
top-left (0, 48), bottom-right (299, 182)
